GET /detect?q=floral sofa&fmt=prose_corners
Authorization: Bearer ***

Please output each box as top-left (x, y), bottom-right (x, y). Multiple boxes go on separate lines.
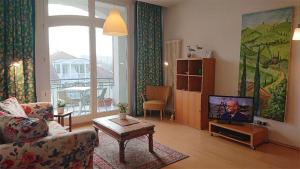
top-left (0, 102), bottom-right (97, 169)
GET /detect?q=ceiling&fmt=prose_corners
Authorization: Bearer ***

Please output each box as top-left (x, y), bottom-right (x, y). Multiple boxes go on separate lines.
top-left (137, 0), bottom-right (184, 7)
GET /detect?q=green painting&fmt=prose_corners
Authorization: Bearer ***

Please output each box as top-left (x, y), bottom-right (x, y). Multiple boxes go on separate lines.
top-left (239, 7), bottom-right (294, 122)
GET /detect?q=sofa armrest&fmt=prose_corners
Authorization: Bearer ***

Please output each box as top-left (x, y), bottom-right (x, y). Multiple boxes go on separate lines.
top-left (0, 129), bottom-right (97, 169)
top-left (21, 102), bottom-right (54, 121)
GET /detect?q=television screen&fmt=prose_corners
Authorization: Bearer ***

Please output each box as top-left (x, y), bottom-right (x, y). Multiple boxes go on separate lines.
top-left (208, 95), bottom-right (254, 123)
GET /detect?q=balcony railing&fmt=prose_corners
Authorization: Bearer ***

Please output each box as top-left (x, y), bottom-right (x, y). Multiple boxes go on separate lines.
top-left (50, 78), bottom-right (118, 116)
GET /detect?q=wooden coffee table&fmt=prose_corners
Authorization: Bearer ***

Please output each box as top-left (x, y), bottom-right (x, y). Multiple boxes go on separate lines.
top-left (93, 115), bottom-right (155, 163)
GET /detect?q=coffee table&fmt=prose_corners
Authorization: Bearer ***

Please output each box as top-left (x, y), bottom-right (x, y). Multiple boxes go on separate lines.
top-left (93, 115), bottom-right (155, 163)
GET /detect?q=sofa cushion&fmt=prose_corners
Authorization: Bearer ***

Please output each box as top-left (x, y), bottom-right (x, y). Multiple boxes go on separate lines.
top-left (48, 121), bottom-right (68, 136)
top-left (21, 102), bottom-right (54, 121)
top-left (0, 114), bottom-right (49, 143)
top-left (0, 97), bottom-right (27, 117)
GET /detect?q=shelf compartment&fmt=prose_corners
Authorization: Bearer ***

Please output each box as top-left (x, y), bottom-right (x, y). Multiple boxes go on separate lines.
top-left (188, 76), bottom-right (202, 92)
top-left (177, 60), bottom-right (188, 75)
top-left (176, 75), bottom-right (188, 90)
top-left (189, 60), bottom-right (203, 75)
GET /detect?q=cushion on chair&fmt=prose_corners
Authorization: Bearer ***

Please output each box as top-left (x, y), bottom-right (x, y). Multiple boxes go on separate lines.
top-left (143, 100), bottom-right (165, 110)
top-left (0, 113), bottom-right (49, 143)
top-left (0, 97), bottom-right (27, 117)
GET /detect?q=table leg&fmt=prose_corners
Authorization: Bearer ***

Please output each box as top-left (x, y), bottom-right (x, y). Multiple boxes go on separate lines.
top-left (69, 114), bottom-right (72, 132)
top-left (94, 127), bottom-right (99, 147)
top-left (119, 141), bottom-right (125, 163)
top-left (149, 133), bottom-right (153, 153)
top-left (61, 116), bottom-right (64, 126)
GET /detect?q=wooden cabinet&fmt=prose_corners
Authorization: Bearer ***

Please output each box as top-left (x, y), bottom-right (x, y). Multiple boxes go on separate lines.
top-left (209, 121), bottom-right (268, 149)
top-left (175, 58), bottom-right (215, 129)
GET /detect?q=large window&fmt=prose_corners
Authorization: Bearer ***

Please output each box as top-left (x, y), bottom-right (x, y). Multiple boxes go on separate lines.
top-left (48, 0), bottom-right (128, 118)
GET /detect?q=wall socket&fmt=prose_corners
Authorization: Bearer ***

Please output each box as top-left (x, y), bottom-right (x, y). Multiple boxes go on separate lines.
top-left (255, 120), bottom-right (268, 126)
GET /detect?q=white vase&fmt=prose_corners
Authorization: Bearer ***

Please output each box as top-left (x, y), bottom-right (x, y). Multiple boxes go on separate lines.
top-left (119, 113), bottom-right (126, 120)
top-left (57, 107), bottom-right (64, 115)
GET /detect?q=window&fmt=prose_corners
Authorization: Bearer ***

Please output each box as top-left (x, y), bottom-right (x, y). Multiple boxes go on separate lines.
top-left (55, 64), bottom-right (60, 73)
top-left (79, 64), bottom-right (85, 73)
top-left (62, 64), bottom-right (69, 74)
top-left (48, 0), bottom-right (128, 119)
top-left (86, 64), bottom-right (89, 73)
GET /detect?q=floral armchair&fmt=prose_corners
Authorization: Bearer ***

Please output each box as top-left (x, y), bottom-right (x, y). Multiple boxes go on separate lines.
top-left (0, 102), bottom-right (97, 169)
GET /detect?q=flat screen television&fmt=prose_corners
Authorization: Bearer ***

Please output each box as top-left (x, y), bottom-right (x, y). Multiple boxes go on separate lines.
top-left (208, 95), bottom-right (254, 123)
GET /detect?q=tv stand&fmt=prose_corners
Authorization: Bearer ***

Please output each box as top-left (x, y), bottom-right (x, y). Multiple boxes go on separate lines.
top-left (209, 120), bottom-right (268, 150)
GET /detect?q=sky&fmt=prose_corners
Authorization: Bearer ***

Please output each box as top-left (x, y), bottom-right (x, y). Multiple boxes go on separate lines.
top-left (48, 4), bottom-right (113, 59)
top-left (242, 7), bottom-right (293, 29)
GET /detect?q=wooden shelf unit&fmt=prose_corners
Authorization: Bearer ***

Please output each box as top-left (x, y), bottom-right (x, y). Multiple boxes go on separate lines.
top-left (209, 121), bottom-right (268, 149)
top-left (175, 58), bottom-right (215, 129)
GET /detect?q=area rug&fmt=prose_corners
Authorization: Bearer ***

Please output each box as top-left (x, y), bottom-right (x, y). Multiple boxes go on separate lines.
top-left (93, 132), bottom-right (189, 169)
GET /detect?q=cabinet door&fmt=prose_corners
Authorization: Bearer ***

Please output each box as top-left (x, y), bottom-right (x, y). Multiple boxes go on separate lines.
top-left (175, 90), bottom-right (183, 123)
top-left (188, 92), bottom-right (201, 129)
top-left (182, 91), bottom-right (189, 125)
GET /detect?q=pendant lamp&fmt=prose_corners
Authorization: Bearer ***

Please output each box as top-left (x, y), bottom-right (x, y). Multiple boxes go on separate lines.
top-left (103, 8), bottom-right (128, 36)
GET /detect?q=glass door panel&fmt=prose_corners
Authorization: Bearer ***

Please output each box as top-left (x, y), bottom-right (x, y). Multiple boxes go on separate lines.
top-left (96, 28), bottom-right (128, 112)
top-left (49, 26), bottom-right (91, 116)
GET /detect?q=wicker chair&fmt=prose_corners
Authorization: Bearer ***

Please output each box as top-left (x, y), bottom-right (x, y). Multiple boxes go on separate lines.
top-left (141, 85), bottom-right (171, 120)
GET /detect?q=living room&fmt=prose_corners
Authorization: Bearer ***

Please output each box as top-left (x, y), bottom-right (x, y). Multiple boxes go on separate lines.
top-left (0, 0), bottom-right (299, 168)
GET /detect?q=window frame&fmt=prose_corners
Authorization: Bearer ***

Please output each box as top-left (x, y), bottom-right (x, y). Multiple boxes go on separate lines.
top-left (43, 0), bottom-right (128, 124)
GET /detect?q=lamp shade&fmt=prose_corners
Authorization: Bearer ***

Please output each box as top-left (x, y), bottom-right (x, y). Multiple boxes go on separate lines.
top-left (103, 9), bottom-right (128, 36)
top-left (293, 27), bottom-right (300, 41)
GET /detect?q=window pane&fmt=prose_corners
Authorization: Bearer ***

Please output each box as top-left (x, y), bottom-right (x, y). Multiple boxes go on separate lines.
top-left (96, 28), bottom-right (128, 113)
top-left (95, 1), bottom-right (127, 21)
top-left (49, 26), bottom-right (91, 116)
top-left (48, 0), bottom-right (88, 16)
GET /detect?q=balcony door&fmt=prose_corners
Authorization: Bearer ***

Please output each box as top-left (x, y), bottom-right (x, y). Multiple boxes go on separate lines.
top-left (47, 0), bottom-right (128, 121)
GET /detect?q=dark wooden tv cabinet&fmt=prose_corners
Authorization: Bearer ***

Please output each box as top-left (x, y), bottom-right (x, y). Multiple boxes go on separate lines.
top-left (209, 120), bottom-right (268, 150)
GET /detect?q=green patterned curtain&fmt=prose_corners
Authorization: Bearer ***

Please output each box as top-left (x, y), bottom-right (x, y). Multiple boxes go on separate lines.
top-left (134, 1), bottom-right (163, 115)
top-left (0, 0), bottom-right (36, 103)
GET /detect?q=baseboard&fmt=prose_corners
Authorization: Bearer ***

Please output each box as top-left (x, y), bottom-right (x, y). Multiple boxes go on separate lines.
top-left (269, 139), bottom-right (300, 151)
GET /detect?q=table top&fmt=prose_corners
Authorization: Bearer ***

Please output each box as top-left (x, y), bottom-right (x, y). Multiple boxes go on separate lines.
top-left (93, 115), bottom-right (155, 135)
top-left (54, 111), bottom-right (72, 117)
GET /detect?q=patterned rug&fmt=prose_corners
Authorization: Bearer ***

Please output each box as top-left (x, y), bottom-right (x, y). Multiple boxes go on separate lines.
top-left (93, 132), bottom-right (189, 169)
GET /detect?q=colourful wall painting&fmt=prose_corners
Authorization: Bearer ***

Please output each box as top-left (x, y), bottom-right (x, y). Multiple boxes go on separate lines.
top-left (239, 7), bottom-right (294, 122)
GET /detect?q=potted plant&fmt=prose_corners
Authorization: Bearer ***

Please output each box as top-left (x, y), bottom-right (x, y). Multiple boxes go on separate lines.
top-left (57, 99), bottom-right (66, 115)
top-left (118, 103), bottom-right (128, 120)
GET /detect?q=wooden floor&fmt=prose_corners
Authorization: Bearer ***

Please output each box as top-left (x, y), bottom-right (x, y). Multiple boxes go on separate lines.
top-left (74, 116), bottom-right (300, 169)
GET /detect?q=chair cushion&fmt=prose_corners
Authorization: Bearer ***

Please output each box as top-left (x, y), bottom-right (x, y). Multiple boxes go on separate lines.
top-left (143, 100), bottom-right (165, 110)
top-left (0, 114), bottom-right (48, 143)
top-left (0, 97), bottom-right (27, 117)
top-left (47, 121), bottom-right (68, 136)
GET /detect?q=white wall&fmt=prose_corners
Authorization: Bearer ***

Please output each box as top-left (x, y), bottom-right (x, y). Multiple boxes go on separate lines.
top-left (164, 0), bottom-right (300, 148)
